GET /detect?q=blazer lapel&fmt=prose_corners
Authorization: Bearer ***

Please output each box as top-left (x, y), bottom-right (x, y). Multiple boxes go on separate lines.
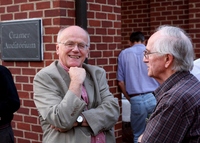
top-left (57, 62), bottom-right (71, 89)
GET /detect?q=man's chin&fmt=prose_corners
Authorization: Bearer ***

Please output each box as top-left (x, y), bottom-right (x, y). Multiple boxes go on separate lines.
top-left (69, 63), bottom-right (81, 67)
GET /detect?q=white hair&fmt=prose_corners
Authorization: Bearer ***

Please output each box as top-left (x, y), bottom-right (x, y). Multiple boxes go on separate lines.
top-left (153, 25), bottom-right (194, 71)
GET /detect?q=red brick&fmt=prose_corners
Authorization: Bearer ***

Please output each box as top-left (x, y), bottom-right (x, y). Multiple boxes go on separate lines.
top-left (23, 84), bottom-right (33, 91)
top-left (7, 5), bottom-right (19, 12)
top-left (1, 13), bottom-right (13, 20)
top-left (21, 3), bottom-right (34, 11)
top-left (30, 11), bottom-right (43, 18)
top-left (24, 116), bottom-right (38, 124)
top-left (17, 107), bottom-right (29, 115)
top-left (14, 12), bottom-right (27, 19)
top-left (32, 125), bottom-right (43, 133)
top-left (96, 13), bottom-right (106, 19)
top-left (89, 4), bottom-right (100, 11)
top-left (24, 100), bottom-right (36, 108)
top-left (36, 1), bottom-right (50, 9)
top-left (97, 59), bottom-right (108, 65)
top-left (22, 68), bottom-right (36, 75)
top-left (17, 122), bottom-right (31, 131)
top-left (1, 0), bottom-right (12, 5)
top-left (102, 5), bottom-right (113, 12)
top-left (45, 9), bottom-right (66, 17)
top-left (17, 138), bottom-right (31, 143)
top-left (16, 76), bottom-right (28, 83)
top-left (89, 20), bottom-right (101, 26)
top-left (14, 0), bottom-right (27, 3)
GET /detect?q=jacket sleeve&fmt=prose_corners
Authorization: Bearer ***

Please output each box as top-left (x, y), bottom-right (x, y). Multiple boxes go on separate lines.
top-left (82, 67), bottom-right (120, 135)
top-left (33, 70), bottom-right (87, 131)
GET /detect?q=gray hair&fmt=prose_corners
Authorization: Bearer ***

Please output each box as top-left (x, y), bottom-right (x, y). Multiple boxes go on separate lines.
top-left (153, 25), bottom-right (194, 71)
top-left (56, 26), bottom-right (90, 47)
top-left (56, 27), bottom-right (66, 43)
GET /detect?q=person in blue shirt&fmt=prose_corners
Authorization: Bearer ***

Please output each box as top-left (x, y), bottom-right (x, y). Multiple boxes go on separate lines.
top-left (117, 31), bottom-right (159, 143)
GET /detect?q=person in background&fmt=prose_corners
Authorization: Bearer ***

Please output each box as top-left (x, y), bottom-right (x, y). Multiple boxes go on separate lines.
top-left (141, 25), bottom-right (200, 143)
top-left (33, 25), bottom-right (120, 143)
top-left (117, 31), bottom-right (159, 143)
top-left (191, 58), bottom-right (200, 81)
top-left (0, 65), bottom-right (20, 143)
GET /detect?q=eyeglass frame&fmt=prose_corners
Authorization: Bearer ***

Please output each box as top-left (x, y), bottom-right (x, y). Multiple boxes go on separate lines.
top-left (58, 41), bottom-right (89, 50)
top-left (143, 50), bottom-right (160, 59)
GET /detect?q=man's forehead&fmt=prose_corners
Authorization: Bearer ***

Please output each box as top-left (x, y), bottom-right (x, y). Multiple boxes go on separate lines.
top-left (60, 31), bottom-right (87, 41)
top-left (64, 26), bottom-right (86, 34)
top-left (147, 31), bottom-right (161, 44)
top-left (150, 31), bottom-right (161, 40)
top-left (146, 32), bottom-right (158, 51)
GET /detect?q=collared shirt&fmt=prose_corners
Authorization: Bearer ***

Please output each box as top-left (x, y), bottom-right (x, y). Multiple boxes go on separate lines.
top-left (141, 71), bottom-right (200, 143)
top-left (117, 44), bottom-right (159, 94)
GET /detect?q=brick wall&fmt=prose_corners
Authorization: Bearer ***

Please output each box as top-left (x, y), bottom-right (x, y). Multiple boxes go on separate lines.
top-left (1, 0), bottom-right (200, 143)
top-left (121, 0), bottom-right (200, 58)
top-left (121, 0), bottom-right (150, 49)
top-left (0, 0), bottom-right (122, 143)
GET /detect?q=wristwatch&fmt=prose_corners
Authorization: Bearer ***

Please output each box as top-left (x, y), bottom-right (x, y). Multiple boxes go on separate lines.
top-left (77, 115), bottom-right (83, 126)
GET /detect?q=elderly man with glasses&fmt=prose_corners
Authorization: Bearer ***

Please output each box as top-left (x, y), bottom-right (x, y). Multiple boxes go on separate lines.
top-left (140, 25), bottom-right (200, 143)
top-left (117, 31), bottom-right (159, 143)
top-left (33, 26), bottom-right (120, 143)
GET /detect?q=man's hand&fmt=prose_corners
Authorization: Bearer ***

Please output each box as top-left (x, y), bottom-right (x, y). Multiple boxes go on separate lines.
top-left (68, 67), bottom-right (86, 98)
top-left (68, 67), bottom-right (86, 84)
top-left (138, 134), bottom-right (143, 143)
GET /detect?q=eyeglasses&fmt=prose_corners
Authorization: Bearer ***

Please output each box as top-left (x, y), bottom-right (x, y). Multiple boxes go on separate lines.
top-left (144, 50), bottom-right (159, 59)
top-left (58, 41), bottom-right (88, 50)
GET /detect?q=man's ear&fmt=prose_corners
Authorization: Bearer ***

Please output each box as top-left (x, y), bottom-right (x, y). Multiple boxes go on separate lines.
top-left (56, 44), bottom-right (59, 55)
top-left (86, 48), bottom-right (90, 58)
top-left (129, 41), bottom-right (134, 46)
top-left (165, 54), bottom-right (174, 68)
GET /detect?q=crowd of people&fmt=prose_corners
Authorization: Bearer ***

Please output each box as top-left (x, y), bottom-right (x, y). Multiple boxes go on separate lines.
top-left (1, 25), bottom-right (200, 143)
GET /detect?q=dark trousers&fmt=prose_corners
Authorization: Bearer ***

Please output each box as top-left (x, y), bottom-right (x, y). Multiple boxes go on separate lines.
top-left (0, 123), bottom-right (14, 143)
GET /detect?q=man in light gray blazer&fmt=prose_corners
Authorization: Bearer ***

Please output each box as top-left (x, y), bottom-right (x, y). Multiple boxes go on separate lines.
top-left (33, 26), bottom-right (120, 143)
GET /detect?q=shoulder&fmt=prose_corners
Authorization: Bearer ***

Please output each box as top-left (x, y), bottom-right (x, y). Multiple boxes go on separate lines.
top-left (118, 47), bottom-right (132, 58)
top-left (83, 63), bottom-right (105, 73)
top-left (0, 65), bottom-right (11, 76)
top-left (194, 58), bottom-right (200, 64)
top-left (0, 65), bottom-right (9, 71)
top-left (192, 58), bottom-right (200, 70)
top-left (35, 61), bottom-right (60, 78)
top-left (120, 47), bottom-right (132, 53)
top-left (41, 61), bottom-right (58, 72)
top-left (83, 64), bottom-right (108, 82)
top-left (83, 64), bottom-right (106, 79)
